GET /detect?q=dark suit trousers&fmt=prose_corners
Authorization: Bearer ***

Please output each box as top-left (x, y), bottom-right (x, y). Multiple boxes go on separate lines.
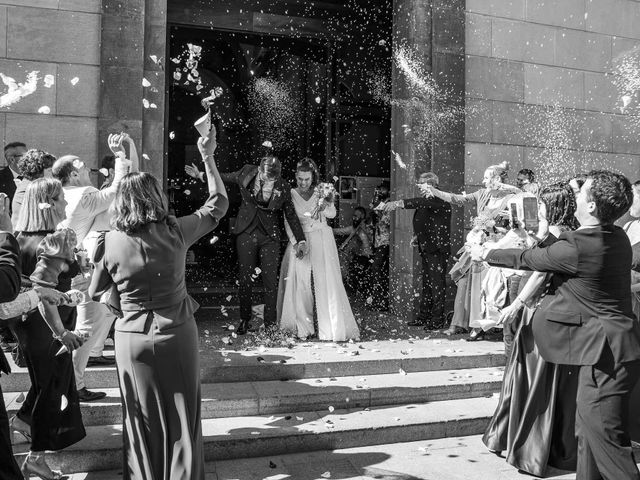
top-left (236, 228), bottom-right (280, 326)
top-left (576, 346), bottom-right (640, 480)
top-left (0, 380), bottom-right (22, 479)
top-left (417, 249), bottom-right (448, 322)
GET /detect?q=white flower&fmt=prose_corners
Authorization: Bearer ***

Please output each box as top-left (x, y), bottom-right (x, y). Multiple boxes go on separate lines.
top-left (38, 203), bottom-right (51, 210)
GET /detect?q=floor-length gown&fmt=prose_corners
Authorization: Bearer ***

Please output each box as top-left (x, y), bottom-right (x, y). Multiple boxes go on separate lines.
top-left (12, 231), bottom-right (86, 451)
top-left (277, 190), bottom-right (360, 341)
top-left (482, 280), bottom-right (578, 477)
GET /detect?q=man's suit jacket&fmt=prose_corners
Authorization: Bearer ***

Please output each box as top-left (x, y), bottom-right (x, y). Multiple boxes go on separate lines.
top-left (403, 196), bottom-right (451, 255)
top-left (0, 232), bottom-right (20, 374)
top-left (486, 225), bottom-right (640, 366)
top-left (221, 165), bottom-right (305, 243)
top-left (0, 167), bottom-right (17, 203)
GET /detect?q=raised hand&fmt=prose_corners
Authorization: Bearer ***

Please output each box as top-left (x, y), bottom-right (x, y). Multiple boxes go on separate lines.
top-left (108, 133), bottom-right (126, 157)
top-left (382, 200), bottom-right (401, 212)
top-left (185, 163), bottom-right (202, 180)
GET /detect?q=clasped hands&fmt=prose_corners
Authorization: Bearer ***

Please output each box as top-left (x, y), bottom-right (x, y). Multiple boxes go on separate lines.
top-left (295, 241), bottom-right (308, 259)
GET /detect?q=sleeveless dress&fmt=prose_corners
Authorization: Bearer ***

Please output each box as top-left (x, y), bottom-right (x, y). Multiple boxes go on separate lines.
top-left (277, 190), bottom-right (360, 341)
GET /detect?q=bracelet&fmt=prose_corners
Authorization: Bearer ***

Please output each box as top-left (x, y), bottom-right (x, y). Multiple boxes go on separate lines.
top-left (53, 329), bottom-right (70, 341)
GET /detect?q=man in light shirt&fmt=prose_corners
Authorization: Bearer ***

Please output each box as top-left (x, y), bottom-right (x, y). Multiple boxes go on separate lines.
top-left (52, 134), bottom-right (132, 402)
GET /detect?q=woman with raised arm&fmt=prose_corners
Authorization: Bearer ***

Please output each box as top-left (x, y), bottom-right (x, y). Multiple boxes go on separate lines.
top-left (481, 182), bottom-right (580, 477)
top-left (10, 178), bottom-right (86, 480)
top-left (419, 161), bottom-right (520, 338)
top-left (88, 127), bottom-right (227, 480)
top-left (277, 159), bottom-right (359, 342)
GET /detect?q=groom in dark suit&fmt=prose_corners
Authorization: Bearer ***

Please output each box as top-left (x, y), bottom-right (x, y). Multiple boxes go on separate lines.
top-left (222, 156), bottom-right (306, 334)
top-left (477, 170), bottom-right (640, 479)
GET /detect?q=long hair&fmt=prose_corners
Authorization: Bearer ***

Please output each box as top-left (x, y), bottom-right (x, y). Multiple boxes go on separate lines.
top-left (539, 182), bottom-right (579, 230)
top-left (111, 172), bottom-right (168, 234)
top-left (14, 177), bottom-right (64, 233)
top-left (296, 158), bottom-right (320, 187)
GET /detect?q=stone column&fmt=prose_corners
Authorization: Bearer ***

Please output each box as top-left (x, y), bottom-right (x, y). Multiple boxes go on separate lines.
top-left (389, 0), bottom-right (465, 321)
top-left (98, 1), bottom-right (145, 166)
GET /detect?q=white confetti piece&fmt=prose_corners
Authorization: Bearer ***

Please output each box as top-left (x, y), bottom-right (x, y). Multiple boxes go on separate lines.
top-left (150, 103), bottom-right (157, 109)
top-left (328, 406), bottom-right (334, 412)
top-left (142, 99), bottom-right (150, 108)
top-left (209, 236), bottom-right (219, 245)
top-left (173, 71), bottom-right (182, 81)
top-left (0, 71), bottom-right (38, 108)
top-left (142, 78), bottom-right (151, 87)
top-left (60, 394), bottom-right (68, 411)
top-left (99, 168), bottom-right (109, 177)
top-left (399, 368), bottom-right (407, 376)
top-left (315, 96), bottom-right (321, 104)
top-left (38, 203), bottom-right (51, 210)
top-left (149, 55), bottom-right (159, 64)
top-left (296, 416), bottom-right (304, 421)
top-left (169, 131), bottom-right (175, 140)
top-left (321, 471), bottom-right (331, 478)
top-left (262, 140), bottom-right (273, 148)
top-left (70, 77), bottom-right (79, 86)
top-left (142, 153), bottom-right (150, 161)
top-left (38, 106), bottom-right (50, 114)
top-left (254, 267), bottom-right (262, 274)
top-left (43, 74), bottom-right (55, 88)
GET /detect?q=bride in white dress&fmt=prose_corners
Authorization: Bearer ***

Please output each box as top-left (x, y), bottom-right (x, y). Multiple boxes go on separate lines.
top-left (277, 159), bottom-right (360, 341)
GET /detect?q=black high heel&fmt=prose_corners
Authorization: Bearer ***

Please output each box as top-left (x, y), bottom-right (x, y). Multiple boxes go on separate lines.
top-left (466, 329), bottom-right (486, 342)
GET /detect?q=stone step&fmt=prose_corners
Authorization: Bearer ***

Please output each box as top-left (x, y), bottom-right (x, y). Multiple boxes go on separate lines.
top-left (0, 340), bottom-right (505, 392)
top-left (13, 395), bottom-right (500, 474)
top-left (5, 366), bottom-right (504, 426)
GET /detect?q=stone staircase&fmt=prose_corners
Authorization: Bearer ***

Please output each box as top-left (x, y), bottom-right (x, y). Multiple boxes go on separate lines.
top-left (3, 339), bottom-right (506, 474)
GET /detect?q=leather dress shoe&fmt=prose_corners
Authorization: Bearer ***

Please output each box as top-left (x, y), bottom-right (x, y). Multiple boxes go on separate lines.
top-left (87, 355), bottom-right (116, 367)
top-left (77, 388), bottom-right (106, 402)
top-left (236, 319), bottom-right (255, 335)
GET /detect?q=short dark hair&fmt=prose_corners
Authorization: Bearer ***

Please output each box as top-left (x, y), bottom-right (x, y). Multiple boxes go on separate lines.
top-left (585, 170), bottom-right (633, 225)
top-left (518, 169), bottom-right (535, 182)
top-left (112, 172), bottom-right (168, 234)
top-left (17, 149), bottom-right (56, 181)
top-left (4, 141), bottom-right (26, 151)
top-left (354, 206), bottom-right (366, 217)
top-left (52, 155), bottom-right (79, 186)
top-left (295, 158), bottom-right (319, 186)
top-left (258, 156), bottom-right (281, 180)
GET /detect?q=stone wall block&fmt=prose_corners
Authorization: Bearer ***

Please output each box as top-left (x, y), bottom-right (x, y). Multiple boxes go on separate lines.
top-left (466, 0), bottom-right (525, 20)
top-left (584, 72), bottom-right (619, 114)
top-left (465, 98), bottom-right (492, 142)
top-left (0, 60), bottom-right (57, 115)
top-left (101, 15), bottom-right (145, 68)
top-left (586, 0), bottom-right (640, 40)
top-left (57, 64), bottom-right (100, 117)
top-left (491, 101), bottom-right (528, 145)
top-left (583, 152), bottom-right (640, 179)
top-left (433, 3), bottom-right (465, 55)
top-left (466, 56), bottom-right (524, 102)
top-left (59, 0), bottom-right (102, 13)
top-left (524, 64), bottom-right (584, 109)
top-left (6, 113), bottom-right (97, 162)
top-left (7, 7), bottom-right (100, 65)
top-left (0, 113), bottom-right (6, 149)
top-left (580, 111), bottom-right (614, 153)
top-left (465, 13), bottom-right (491, 57)
top-left (0, 1), bottom-right (57, 8)
top-left (464, 143), bottom-right (524, 184)
top-left (143, 23), bottom-right (167, 72)
top-left (434, 53), bottom-right (465, 105)
top-left (526, 0), bottom-right (586, 29)
top-left (100, 66), bottom-right (144, 120)
top-left (491, 19), bottom-right (555, 65)
top-left (0, 7), bottom-right (7, 58)
top-left (141, 120), bottom-right (165, 180)
top-left (612, 37), bottom-right (640, 62)
top-left (612, 115), bottom-right (640, 154)
top-left (102, 0), bottom-right (144, 17)
top-left (555, 29), bottom-right (611, 73)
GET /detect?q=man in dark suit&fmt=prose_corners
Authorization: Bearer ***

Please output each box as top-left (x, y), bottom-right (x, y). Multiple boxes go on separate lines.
top-left (0, 142), bottom-right (27, 203)
top-left (222, 156), bottom-right (306, 334)
top-left (476, 170), bottom-right (640, 479)
top-left (384, 172), bottom-right (452, 329)
top-left (0, 226), bottom-right (25, 478)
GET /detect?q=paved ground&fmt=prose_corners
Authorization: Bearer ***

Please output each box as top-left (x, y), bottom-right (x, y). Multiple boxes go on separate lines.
top-left (57, 435), bottom-right (582, 479)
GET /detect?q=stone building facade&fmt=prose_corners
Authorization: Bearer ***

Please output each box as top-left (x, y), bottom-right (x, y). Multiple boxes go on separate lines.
top-left (1, 0), bottom-right (639, 318)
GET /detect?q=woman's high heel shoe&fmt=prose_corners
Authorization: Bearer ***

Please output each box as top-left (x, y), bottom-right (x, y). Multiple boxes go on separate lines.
top-left (21, 453), bottom-right (63, 480)
top-left (466, 328), bottom-right (486, 342)
top-left (10, 415), bottom-right (31, 443)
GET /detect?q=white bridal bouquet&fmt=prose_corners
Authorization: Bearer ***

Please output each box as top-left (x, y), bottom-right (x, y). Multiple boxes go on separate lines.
top-left (311, 182), bottom-right (336, 219)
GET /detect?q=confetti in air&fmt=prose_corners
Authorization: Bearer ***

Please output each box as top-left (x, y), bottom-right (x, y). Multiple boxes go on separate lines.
top-left (142, 78), bottom-right (151, 87)
top-left (43, 74), bottom-right (55, 88)
top-left (70, 77), bottom-right (79, 86)
top-left (38, 106), bottom-right (51, 114)
top-left (0, 71), bottom-right (39, 108)
top-left (612, 45), bottom-right (640, 124)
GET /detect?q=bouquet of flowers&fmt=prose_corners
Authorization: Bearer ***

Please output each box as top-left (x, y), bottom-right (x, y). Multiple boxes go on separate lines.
top-left (311, 182), bottom-right (336, 219)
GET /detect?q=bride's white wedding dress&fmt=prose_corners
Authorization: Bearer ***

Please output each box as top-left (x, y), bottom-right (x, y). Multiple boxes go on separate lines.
top-left (277, 189), bottom-right (360, 341)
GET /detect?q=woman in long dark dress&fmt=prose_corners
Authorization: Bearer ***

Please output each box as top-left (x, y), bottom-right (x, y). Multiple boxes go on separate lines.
top-left (89, 128), bottom-right (227, 480)
top-left (10, 177), bottom-right (86, 479)
top-left (482, 182), bottom-right (580, 477)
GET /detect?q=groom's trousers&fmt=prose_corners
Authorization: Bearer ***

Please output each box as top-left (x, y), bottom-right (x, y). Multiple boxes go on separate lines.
top-left (236, 227), bottom-right (280, 327)
top-left (576, 345), bottom-right (640, 480)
